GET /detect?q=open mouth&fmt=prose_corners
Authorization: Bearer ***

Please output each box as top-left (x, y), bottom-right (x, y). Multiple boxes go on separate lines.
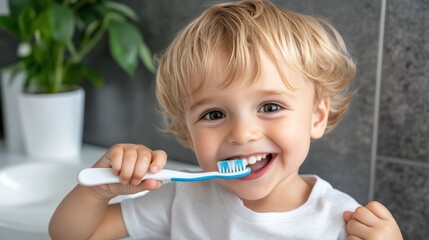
top-left (225, 153), bottom-right (274, 179)
top-left (243, 153), bottom-right (274, 180)
top-left (244, 153), bottom-right (273, 173)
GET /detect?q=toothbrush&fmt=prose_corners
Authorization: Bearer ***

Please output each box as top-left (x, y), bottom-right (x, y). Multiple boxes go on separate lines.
top-left (78, 159), bottom-right (250, 186)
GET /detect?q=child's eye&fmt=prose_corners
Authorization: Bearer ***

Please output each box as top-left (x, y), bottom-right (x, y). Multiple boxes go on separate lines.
top-left (201, 110), bottom-right (225, 120)
top-left (258, 103), bottom-right (282, 113)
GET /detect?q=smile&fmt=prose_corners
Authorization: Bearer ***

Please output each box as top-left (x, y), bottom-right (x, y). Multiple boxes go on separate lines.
top-left (226, 153), bottom-right (275, 180)
top-left (243, 153), bottom-right (272, 172)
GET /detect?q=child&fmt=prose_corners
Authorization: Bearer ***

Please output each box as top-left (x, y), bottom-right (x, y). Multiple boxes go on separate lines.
top-left (49, 0), bottom-right (403, 239)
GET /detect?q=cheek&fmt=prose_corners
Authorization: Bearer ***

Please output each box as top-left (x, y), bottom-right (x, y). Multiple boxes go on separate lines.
top-left (272, 115), bottom-right (312, 135)
top-left (189, 129), bottom-right (223, 170)
top-left (271, 118), bottom-right (312, 154)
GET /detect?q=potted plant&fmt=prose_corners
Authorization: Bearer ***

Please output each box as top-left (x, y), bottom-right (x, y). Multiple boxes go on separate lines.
top-left (0, 0), bottom-right (155, 160)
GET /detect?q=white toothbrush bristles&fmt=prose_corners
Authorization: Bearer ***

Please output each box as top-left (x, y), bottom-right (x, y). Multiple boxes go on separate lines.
top-left (217, 159), bottom-right (248, 173)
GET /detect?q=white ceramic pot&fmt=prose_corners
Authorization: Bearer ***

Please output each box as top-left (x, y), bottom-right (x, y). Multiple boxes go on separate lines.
top-left (1, 69), bottom-right (26, 154)
top-left (18, 88), bottom-right (85, 161)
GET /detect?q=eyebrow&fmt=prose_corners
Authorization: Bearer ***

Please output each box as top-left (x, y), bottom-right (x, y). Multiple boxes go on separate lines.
top-left (189, 96), bottom-right (218, 112)
top-left (257, 90), bottom-right (295, 98)
top-left (189, 90), bottom-right (295, 111)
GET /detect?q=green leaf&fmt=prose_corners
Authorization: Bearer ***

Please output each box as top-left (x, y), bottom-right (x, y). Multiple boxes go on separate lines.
top-left (17, 5), bottom-right (36, 41)
top-left (63, 63), bottom-right (104, 88)
top-left (86, 68), bottom-right (104, 87)
top-left (63, 63), bottom-right (86, 86)
top-left (108, 20), bottom-right (141, 75)
top-left (81, 20), bottom-right (101, 45)
top-left (0, 16), bottom-right (20, 37)
top-left (34, 8), bottom-right (51, 40)
top-left (105, 1), bottom-right (139, 21)
top-left (139, 42), bottom-right (155, 73)
top-left (7, 0), bottom-right (31, 17)
top-left (49, 4), bottom-right (74, 44)
top-left (0, 0), bottom-right (32, 38)
top-left (105, 12), bottom-right (126, 22)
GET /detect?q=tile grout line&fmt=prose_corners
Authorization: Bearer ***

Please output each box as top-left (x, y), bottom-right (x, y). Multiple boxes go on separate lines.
top-left (369, 0), bottom-right (386, 201)
top-left (378, 155), bottom-right (429, 169)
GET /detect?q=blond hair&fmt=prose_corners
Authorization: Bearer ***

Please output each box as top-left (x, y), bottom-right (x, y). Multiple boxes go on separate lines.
top-left (156, 0), bottom-right (356, 146)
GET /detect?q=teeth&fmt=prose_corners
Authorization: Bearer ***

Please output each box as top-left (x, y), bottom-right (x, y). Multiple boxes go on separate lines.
top-left (244, 153), bottom-right (268, 165)
top-left (217, 154), bottom-right (269, 173)
top-left (248, 156), bottom-right (257, 164)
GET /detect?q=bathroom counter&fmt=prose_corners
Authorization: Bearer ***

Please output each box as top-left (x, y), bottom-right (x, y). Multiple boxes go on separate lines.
top-left (0, 141), bottom-right (198, 240)
top-left (0, 141), bottom-right (108, 168)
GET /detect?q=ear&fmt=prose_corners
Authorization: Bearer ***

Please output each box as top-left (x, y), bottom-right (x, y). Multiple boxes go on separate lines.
top-left (310, 97), bottom-right (330, 139)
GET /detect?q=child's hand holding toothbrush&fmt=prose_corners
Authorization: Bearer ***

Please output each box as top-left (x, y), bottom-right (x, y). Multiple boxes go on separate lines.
top-left (89, 143), bottom-right (167, 199)
top-left (50, 143), bottom-right (167, 240)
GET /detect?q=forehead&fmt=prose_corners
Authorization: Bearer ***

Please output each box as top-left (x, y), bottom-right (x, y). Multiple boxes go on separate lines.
top-left (191, 49), bottom-right (304, 95)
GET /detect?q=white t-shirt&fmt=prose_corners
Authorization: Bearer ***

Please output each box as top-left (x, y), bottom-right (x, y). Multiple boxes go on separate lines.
top-left (121, 175), bottom-right (360, 240)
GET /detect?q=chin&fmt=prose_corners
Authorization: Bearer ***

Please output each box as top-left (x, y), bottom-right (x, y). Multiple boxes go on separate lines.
top-left (220, 180), bottom-right (273, 201)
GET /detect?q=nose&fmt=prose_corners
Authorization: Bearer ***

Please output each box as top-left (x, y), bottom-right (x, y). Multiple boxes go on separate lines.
top-left (226, 118), bottom-right (262, 144)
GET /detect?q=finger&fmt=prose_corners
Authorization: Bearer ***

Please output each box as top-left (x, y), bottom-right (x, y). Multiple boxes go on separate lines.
top-left (150, 150), bottom-right (168, 173)
top-left (131, 149), bottom-right (152, 185)
top-left (343, 210), bottom-right (353, 223)
top-left (107, 179), bottom-right (162, 196)
top-left (115, 181), bottom-right (150, 195)
top-left (119, 145), bottom-right (138, 184)
top-left (352, 206), bottom-right (380, 227)
top-left (144, 179), bottom-right (163, 191)
top-left (365, 201), bottom-right (393, 221)
top-left (106, 144), bottom-right (125, 174)
top-left (346, 218), bottom-right (372, 238)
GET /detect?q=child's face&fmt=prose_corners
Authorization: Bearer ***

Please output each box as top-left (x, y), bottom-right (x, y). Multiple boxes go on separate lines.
top-left (184, 51), bottom-right (329, 209)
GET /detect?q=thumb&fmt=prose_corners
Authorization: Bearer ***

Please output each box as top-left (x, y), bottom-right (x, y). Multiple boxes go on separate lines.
top-left (343, 210), bottom-right (353, 223)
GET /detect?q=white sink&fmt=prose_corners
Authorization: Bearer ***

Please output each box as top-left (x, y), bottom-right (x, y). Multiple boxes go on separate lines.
top-left (0, 142), bottom-right (108, 239)
top-left (0, 162), bottom-right (81, 206)
top-left (0, 162), bottom-right (83, 235)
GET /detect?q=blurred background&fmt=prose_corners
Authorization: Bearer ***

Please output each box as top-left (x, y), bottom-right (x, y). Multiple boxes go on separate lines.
top-left (0, 0), bottom-right (428, 239)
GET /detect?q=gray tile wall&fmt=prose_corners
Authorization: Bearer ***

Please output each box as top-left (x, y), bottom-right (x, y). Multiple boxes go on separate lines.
top-left (0, 0), bottom-right (427, 238)
top-left (375, 0), bottom-right (429, 239)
